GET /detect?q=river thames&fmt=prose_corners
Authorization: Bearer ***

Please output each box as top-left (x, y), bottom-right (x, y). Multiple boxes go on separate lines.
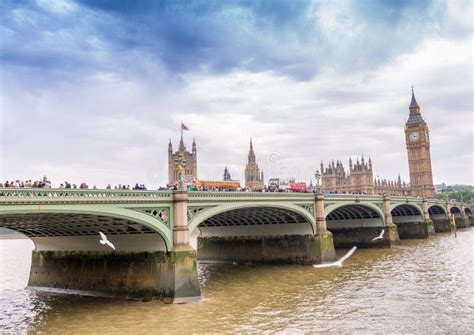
top-left (1, 230), bottom-right (473, 333)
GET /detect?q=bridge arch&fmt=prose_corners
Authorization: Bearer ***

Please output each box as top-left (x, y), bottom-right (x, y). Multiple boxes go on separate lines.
top-left (0, 207), bottom-right (172, 251)
top-left (390, 204), bottom-right (423, 224)
top-left (325, 203), bottom-right (385, 227)
top-left (465, 208), bottom-right (472, 217)
top-left (450, 206), bottom-right (462, 217)
top-left (325, 203), bottom-right (385, 228)
top-left (189, 203), bottom-right (316, 236)
top-left (428, 204), bottom-right (450, 232)
top-left (324, 203), bottom-right (385, 247)
top-left (428, 204), bottom-right (447, 217)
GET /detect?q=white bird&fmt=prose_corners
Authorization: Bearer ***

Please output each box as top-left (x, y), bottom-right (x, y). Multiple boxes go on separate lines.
top-left (313, 246), bottom-right (357, 268)
top-left (371, 229), bottom-right (385, 241)
top-left (99, 231), bottom-right (116, 250)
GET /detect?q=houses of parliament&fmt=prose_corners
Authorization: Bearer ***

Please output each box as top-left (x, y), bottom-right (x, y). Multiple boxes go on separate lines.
top-left (168, 89), bottom-right (436, 197)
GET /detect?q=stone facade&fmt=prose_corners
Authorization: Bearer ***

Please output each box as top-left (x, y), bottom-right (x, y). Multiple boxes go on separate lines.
top-left (244, 139), bottom-right (265, 191)
top-left (404, 88), bottom-right (436, 198)
top-left (321, 157), bottom-right (411, 196)
top-left (373, 175), bottom-right (411, 196)
top-left (322, 89), bottom-right (435, 197)
top-left (168, 137), bottom-right (197, 185)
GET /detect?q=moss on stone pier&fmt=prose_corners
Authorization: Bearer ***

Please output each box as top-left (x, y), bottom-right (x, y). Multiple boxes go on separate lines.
top-left (28, 247), bottom-right (201, 303)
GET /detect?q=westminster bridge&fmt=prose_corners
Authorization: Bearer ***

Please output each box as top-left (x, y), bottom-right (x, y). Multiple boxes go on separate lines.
top-left (0, 189), bottom-right (472, 303)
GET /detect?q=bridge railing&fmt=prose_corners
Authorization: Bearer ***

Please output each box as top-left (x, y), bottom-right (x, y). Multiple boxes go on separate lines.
top-left (0, 188), bottom-right (464, 208)
top-left (188, 191), bottom-right (315, 202)
top-left (0, 188), bottom-right (173, 204)
top-left (324, 194), bottom-right (384, 202)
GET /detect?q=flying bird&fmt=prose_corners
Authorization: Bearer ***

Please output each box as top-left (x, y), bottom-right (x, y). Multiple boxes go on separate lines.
top-left (313, 246), bottom-right (357, 269)
top-left (99, 231), bottom-right (116, 250)
top-left (372, 229), bottom-right (385, 241)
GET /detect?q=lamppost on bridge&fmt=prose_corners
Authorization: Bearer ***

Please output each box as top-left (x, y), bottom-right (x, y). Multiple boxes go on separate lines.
top-left (315, 170), bottom-right (321, 194)
top-left (174, 153), bottom-right (187, 191)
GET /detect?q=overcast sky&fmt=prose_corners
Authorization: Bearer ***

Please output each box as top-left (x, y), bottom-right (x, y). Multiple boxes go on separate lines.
top-left (1, 0), bottom-right (472, 188)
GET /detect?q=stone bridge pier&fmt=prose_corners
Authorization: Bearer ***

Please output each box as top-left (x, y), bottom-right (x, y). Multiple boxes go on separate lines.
top-left (168, 191), bottom-right (201, 303)
top-left (193, 193), bottom-right (336, 265)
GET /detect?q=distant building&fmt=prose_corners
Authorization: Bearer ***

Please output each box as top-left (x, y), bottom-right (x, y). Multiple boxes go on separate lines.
top-left (321, 157), bottom-right (410, 196)
top-left (322, 88), bottom-right (434, 197)
top-left (244, 139), bottom-right (265, 191)
top-left (223, 167), bottom-right (232, 181)
top-left (168, 136), bottom-right (197, 185)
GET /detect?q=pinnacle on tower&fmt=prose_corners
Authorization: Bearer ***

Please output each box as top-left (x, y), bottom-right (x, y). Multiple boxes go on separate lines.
top-left (223, 166), bottom-right (231, 181)
top-left (248, 138), bottom-right (256, 163)
top-left (409, 86), bottom-right (420, 110)
top-left (179, 134), bottom-right (185, 150)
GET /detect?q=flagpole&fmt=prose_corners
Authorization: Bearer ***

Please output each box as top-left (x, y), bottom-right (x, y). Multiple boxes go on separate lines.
top-left (180, 121), bottom-right (183, 140)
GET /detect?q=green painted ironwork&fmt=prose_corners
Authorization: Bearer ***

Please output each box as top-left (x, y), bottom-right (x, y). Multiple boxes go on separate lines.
top-left (0, 189), bottom-right (469, 248)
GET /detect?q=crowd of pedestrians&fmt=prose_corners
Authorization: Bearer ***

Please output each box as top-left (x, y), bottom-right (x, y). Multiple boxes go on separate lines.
top-left (1, 179), bottom-right (302, 192)
top-left (0, 177), bottom-right (148, 191)
top-left (0, 179), bottom-right (366, 194)
top-left (1, 177), bottom-right (52, 189)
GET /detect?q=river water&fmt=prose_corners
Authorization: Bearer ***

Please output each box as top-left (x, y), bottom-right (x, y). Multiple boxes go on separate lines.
top-left (1, 231), bottom-right (473, 334)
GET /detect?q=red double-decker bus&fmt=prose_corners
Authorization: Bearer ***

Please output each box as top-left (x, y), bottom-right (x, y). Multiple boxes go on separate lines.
top-left (288, 181), bottom-right (307, 192)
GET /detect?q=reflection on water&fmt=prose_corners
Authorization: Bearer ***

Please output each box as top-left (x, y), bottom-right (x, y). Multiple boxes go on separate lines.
top-left (1, 231), bottom-right (473, 333)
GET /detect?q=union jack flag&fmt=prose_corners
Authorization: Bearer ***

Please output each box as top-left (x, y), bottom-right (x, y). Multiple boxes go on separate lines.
top-left (181, 122), bottom-right (189, 131)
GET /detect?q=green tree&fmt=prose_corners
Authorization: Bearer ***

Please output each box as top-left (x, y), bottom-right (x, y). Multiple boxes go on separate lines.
top-left (438, 189), bottom-right (473, 202)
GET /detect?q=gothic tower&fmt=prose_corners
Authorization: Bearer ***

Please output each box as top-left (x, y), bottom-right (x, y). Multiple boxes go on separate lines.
top-left (404, 87), bottom-right (435, 198)
top-left (244, 139), bottom-right (265, 191)
top-left (223, 166), bottom-right (232, 181)
top-left (348, 156), bottom-right (374, 194)
top-left (168, 136), bottom-right (198, 185)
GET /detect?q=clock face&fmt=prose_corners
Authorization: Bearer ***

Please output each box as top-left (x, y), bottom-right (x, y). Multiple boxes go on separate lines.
top-left (409, 131), bottom-right (420, 142)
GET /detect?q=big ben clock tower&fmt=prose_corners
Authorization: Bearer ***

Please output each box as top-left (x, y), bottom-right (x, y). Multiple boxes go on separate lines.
top-left (405, 87), bottom-right (435, 198)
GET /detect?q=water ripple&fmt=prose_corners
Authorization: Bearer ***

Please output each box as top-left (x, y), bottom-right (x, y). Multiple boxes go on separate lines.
top-left (1, 231), bottom-right (473, 333)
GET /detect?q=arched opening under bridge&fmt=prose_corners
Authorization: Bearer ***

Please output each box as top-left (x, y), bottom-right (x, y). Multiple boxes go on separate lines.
top-left (450, 206), bottom-right (469, 229)
top-left (196, 206), bottom-right (314, 237)
top-left (428, 205), bottom-right (450, 233)
top-left (464, 207), bottom-right (472, 217)
top-left (192, 205), bottom-right (318, 264)
top-left (325, 204), bottom-right (385, 248)
top-left (450, 206), bottom-right (461, 217)
top-left (391, 204), bottom-right (428, 239)
top-left (0, 212), bottom-right (168, 252)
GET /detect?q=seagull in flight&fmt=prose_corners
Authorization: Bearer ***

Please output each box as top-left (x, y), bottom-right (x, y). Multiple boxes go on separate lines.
top-left (372, 229), bottom-right (385, 241)
top-left (99, 231), bottom-right (116, 250)
top-left (313, 246), bottom-right (357, 269)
